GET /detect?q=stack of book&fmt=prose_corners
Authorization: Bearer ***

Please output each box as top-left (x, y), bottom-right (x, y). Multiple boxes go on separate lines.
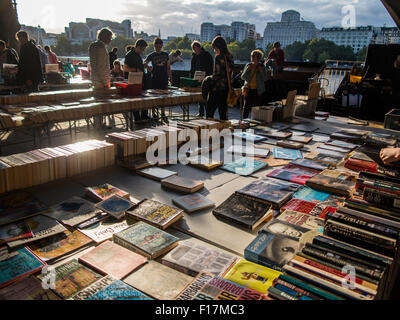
top-left (0, 140), bottom-right (115, 194)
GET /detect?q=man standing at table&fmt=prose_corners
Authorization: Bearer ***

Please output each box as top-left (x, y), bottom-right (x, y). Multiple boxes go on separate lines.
top-left (190, 40), bottom-right (213, 117)
top-left (89, 27), bottom-right (114, 89)
top-left (15, 31), bottom-right (43, 92)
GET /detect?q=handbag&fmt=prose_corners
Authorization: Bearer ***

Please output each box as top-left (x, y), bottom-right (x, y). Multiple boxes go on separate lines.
top-left (241, 66), bottom-right (257, 97)
top-left (224, 55), bottom-right (238, 107)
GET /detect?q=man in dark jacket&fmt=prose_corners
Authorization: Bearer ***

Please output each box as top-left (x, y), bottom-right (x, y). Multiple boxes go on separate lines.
top-left (190, 41), bottom-right (213, 117)
top-left (0, 40), bottom-right (19, 69)
top-left (16, 31), bottom-right (43, 92)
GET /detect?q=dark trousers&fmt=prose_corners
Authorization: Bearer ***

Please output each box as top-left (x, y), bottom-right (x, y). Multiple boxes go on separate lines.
top-left (206, 90), bottom-right (228, 120)
top-left (243, 89), bottom-right (261, 119)
top-left (198, 102), bottom-right (206, 117)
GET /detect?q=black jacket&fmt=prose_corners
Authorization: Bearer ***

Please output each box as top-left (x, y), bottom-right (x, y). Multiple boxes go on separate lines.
top-left (17, 41), bottom-right (43, 84)
top-left (190, 48), bottom-right (213, 78)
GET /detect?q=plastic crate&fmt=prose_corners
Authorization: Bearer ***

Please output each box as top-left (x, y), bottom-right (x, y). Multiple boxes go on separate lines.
top-left (114, 81), bottom-right (142, 96)
top-left (180, 77), bottom-right (200, 88)
top-left (384, 109), bottom-right (400, 131)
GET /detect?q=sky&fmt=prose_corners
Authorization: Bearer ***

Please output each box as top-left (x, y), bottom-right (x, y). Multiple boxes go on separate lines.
top-left (17, 0), bottom-right (396, 37)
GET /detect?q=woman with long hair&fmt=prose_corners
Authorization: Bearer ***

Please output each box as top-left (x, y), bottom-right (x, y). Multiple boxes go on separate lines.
top-left (206, 36), bottom-right (234, 120)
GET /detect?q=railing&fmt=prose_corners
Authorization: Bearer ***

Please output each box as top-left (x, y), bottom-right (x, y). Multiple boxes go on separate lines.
top-left (319, 60), bottom-right (364, 96)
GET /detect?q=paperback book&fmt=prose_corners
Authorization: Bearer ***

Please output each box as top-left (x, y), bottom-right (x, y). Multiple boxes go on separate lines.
top-left (293, 186), bottom-right (331, 203)
top-left (79, 218), bottom-right (130, 243)
top-left (277, 210), bottom-right (325, 230)
top-left (0, 221), bottom-right (32, 244)
top-left (0, 276), bottom-right (60, 300)
top-left (306, 175), bottom-right (355, 197)
top-left (266, 164), bottom-right (320, 185)
top-left (273, 148), bottom-right (302, 160)
top-left (176, 272), bottom-right (214, 300)
top-left (95, 195), bottom-right (134, 220)
top-left (137, 167), bottom-right (177, 181)
top-left (221, 157), bottom-right (267, 176)
top-left (86, 183), bottom-right (130, 202)
top-left (172, 193), bottom-right (215, 213)
top-left (161, 175), bottom-right (204, 193)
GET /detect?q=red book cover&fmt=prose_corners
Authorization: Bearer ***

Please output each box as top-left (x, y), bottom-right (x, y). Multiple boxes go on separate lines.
top-left (281, 199), bottom-right (316, 214)
top-left (345, 159), bottom-right (378, 173)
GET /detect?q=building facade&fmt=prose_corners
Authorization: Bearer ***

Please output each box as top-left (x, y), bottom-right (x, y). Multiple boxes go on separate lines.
top-left (185, 33), bottom-right (201, 42)
top-left (65, 18), bottom-right (133, 45)
top-left (263, 10), bottom-right (318, 49)
top-left (374, 27), bottom-right (400, 44)
top-left (200, 21), bottom-right (256, 43)
top-left (319, 26), bottom-right (378, 52)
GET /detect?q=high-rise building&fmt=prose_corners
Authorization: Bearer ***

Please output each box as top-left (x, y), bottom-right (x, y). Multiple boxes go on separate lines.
top-left (185, 33), bottom-right (201, 42)
top-left (263, 10), bottom-right (318, 48)
top-left (65, 18), bottom-right (133, 45)
top-left (200, 22), bottom-right (216, 43)
top-left (375, 27), bottom-right (400, 44)
top-left (200, 21), bottom-right (256, 43)
top-left (319, 26), bottom-right (378, 52)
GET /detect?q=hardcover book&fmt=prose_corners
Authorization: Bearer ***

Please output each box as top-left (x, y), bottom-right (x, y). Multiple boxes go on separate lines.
top-left (113, 222), bottom-right (179, 259)
top-left (290, 159), bottom-right (329, 171)
top-left (127, 199), bottom-right (183, 229)
top-left (176, 272), bottom-right (214, 300)
top-left (0, 191), bottom-right (48, 226)
top-left (261, 131), bottom-right (293, 140)
top-left (212, 193), bottom-right (272, 230)
top-left (227, 145), bottom-right (270, 158)
top-left (162, 240), bottom-right (237, 277)
top-left (288, 136), bottom-right (313, 144)
top-left (124, 260), bottom-right (194, 300)
top-left (161, 175), bottom-right (205, 194)
top-left (236, 178), bottom-right (301, 209)
top-left (7, 215), bottom-right (67, 248)
top-left (254, 156), bottom-right (289, 167)
top-left (293, 186), bottom-right (331, 203)
top-left (172, 193), bottom-right (215, 213)
top-left (223, 259), bottom-right (282, 294)
top-left (86, 183), bottom-right (130, 202)
top-left (232, 131), bottom-right (267, 143)
top-left (221, 157), bottom-right (267, 176)
top-left (273, 148), bottom-right (302, 160)
top-left (118, 155), bottom-right (153, 171)
top-left (78, 241), bottom-right (147, 279)
top-left (79, 218), bottom-right (130, 243)
top-left (305, 152), bottom-right (344, 166)
top-left (244, 232), bottom-right (300, 271)
top-left (290, 123), bottom-right (319, 133)
top-left (345, 158), bottom-right (378, 173)
top-left (0, 246), bottom-right (46, 289)
top-left (266, 164), bottom-right (320, 185)
top-left (69, 275), bottom-right (152, 300)
top-left (137, 167), bottom-right (177, 181)
top-left (0, 276), bottom-right (60, 300)
top-left (44, 196), bottom-right (99, 227)
top-left (260, 219), bottom-right (310, 241)
top-left (95, 195), bottom-right (134, 220)
top-left (37, 259), bottom-right (102, 299)
top-left (188, 155), bottom-right (223, 171)
top-left (306, 174), bottom-right (355, 197)
top-left (277, 210), bottom-right (325, 230)
top-left (281, 199), bottom-right (317, 214)
top-left (29, 230), bottom-right (92, 262)
top-left (0, 221), bottom-right (32, 244)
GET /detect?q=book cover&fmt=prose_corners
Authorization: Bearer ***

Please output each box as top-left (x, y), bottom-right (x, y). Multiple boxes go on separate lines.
top-left (267, 164), bottom-right (320, 185)
top-left (127, 199), bottom-right (183, 229)
top-left (0, 191), bottom-right (48, 226)
top-left (290, 124), bottom-right (319, 133)
top-left (162, 240), bottom-right (237, 277)
top-left (278, 210), bottom-right (324, 230)
top-left (262, 131), bottom-right (293, 139)
top-left (232, 131), bottom-right (267, 143)
top-left (227, 145), bottom-right (270, 158)
top-left (273, 148), bottom-right (302, 160)
top-left (0, 276), bottom-right (60, 300)
top-left (305, 152), bottom-right (343, 166)
top-left (306, 175), bottom-right (355, 197)
top-left (95, 195), bottom-right (134, 220)
top-left (0, 221), bottom-right (32, 244)
top-left (212, 193), bottom-right (271, 230)
top-left (260, 220), bottom-right (310, 241)
top-left (363, 187), bottom-right (400, 212)
top-left (86, 183), bottom-right (130, 202)
top-left (236, 178), bottom-right (301, 208)
top-left (161, 175), bottom-right (204, 193)
top-left (254, 156), bottom-right (289, 167)
top-left (7, 215), bottom-right (67, 248)
top-left (281, 199), bottom-right (316, 214)
top-left (223, 259), bottom-right (282, 294)
top-left (188, 155), bottom-right (223, 171)
top-left (37, 259), bottom-right (102, 299)
top-left (124, 260), bottom-right (194, 300)
top-left (45, 196), bottom-right (99, 227)
top-left (113, 222), bottom-right (179, 259)
top-left (290, 159), bottom-right (329, 171)
top-left (245, 232), bottom-right (299, 271)
top-left (293, 186), bottom-right (331, 203)
top-left (137, 167), bottom-right (177, 181)
top-left (78, 241), bottom-right (147, 279)
top-left (79, 218), bottom-right (130, 243)
top-left (288, 136), bottom-right (313, 144)
top-left (0, 246), bottom-right (46, 289)
top-left (28, 230), bottom-right (92, 262)
top-left (70, 275), bottom-right (152, 300)
top-left (221, 157), bottom-right (267, 176)
top-left (176, 272), bottom-right (215, 300)
top-left (172, 193), bottom-right (215, 213)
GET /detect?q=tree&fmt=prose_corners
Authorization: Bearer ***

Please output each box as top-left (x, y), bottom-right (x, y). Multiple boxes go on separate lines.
top-left (53, 34), bottom-right (72, 55)
top-left (284, 41), bottom-right (309, 61)
top-left (357, 46), bottom-right (368, 62)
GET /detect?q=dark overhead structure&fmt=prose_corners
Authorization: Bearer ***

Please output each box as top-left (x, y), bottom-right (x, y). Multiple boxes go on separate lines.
top-left (381, 0), bottom-right (400, 29)
top-left (0, 0), bottom-right (20, 50)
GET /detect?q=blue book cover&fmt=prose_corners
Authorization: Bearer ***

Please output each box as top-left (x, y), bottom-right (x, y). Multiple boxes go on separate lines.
top-left (0, 246), bottom-right (45, 288)
top-left (293, 186), bottom-right (330, 202)
top-left (95, 195), bottom-right (134, 218)
top-left (86, 279), bottom-right (152, 300)
top-left (232, 131), bottom-right (267, 143)
top-left (273, 148), bottom-right (302, 160)
top-left (244, 232), bottom-right (299, 271)
top-left (222, 158), bottom-right (267, 176)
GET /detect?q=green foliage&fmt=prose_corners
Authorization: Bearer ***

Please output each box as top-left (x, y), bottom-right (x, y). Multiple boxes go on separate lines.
top-left (284, 41), bottom-right (309, 61)
top-left (356, 46), bottom-right (368, 62)
top-left (53, 34), bottom-right (72, 55)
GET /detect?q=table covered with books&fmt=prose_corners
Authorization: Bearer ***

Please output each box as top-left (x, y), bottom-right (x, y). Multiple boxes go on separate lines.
top-left (0, 115), bottom-right (400, 301)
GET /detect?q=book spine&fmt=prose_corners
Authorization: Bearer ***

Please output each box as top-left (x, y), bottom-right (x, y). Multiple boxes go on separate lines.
top-left (278, 274), bottom-right (343, 300)
top-left (363, 188), bottom-right (400, 212)
top-left (302, 245), bottom-right (383, 280)
top-left (267, 286), bottom-right (298, 300)
top-left (273, 278), bottom-right (323, 300)
top-left (161, 259), bottom-right (198, 278)
top-left (113, 235), bottom-right (150, 259)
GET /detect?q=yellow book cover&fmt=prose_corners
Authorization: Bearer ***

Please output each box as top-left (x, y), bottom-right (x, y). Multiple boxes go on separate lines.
top-left (223, 259), bottom-right (281, 293)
